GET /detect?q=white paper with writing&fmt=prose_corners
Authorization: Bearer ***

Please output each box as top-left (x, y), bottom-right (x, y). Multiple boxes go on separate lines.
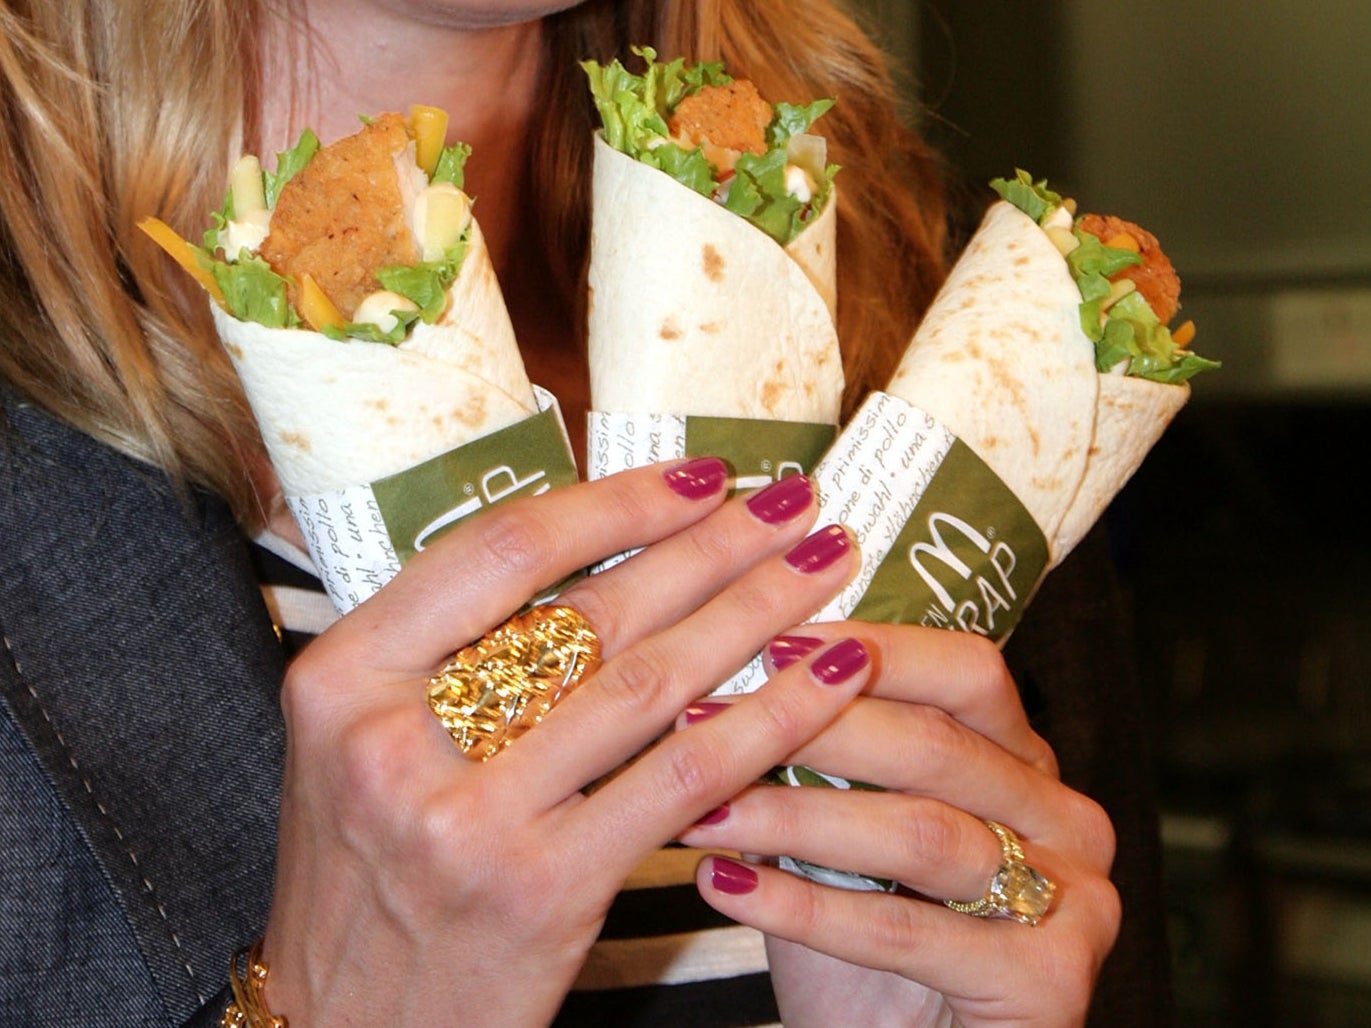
top-left (287, 387), bottom-right (566, 615)
top-left (714, 392), bottom-right (955, 695)
top-left (287, 486), bottom-right (399, 614)
top-left (586, 410), bottom-right (689, 481)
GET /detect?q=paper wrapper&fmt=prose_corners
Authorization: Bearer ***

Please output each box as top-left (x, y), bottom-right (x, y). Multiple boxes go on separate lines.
top-left (585, 134), bottom-right (842, 494)
top-left (718, 199), bottom-right (1191, 890)
top-left (214, 220), bottom-right (579, 614)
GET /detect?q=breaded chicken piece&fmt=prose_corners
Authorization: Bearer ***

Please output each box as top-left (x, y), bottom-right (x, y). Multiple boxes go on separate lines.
top-left (668, 79), bottom-right (773, 172)
top-left (260, 113), bottom-right (419, 320)
top-left (1076, 213), bottom-right (1181, 325)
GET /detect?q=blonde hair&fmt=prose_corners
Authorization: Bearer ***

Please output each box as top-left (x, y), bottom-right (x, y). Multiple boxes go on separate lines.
top-left (0, 0), bottom-right (947, 522)
top-left (0, 0), bottom-right (265, 517)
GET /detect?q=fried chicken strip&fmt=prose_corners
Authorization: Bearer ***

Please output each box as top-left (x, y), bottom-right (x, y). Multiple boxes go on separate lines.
top-left (260, 113), bottom-right (420, 320)
top-left (1076, 212), bottom-right (1181, 326)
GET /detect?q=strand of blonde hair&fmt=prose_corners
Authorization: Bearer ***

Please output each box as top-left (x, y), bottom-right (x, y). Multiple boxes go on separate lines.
top-left (0, 0), bottom-right (265, 519)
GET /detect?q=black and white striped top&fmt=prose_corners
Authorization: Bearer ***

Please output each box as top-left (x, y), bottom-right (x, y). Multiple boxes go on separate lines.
top-left (250, 535), bottom-right (783, 1027)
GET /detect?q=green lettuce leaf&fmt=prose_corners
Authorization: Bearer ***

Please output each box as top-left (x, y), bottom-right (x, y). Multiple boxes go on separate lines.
top-left (581, 46), bottom-right (729, 157)
top-left (638, 142), bottom-right (717, 198)
top-left (322, 313), bottom-right (417, 346)
top-left (264, 129), bottom-right (320, 209)
top-left (990, 169), bottom-right (1218, 382)
top-left (377, 239), bottom-right (469, 324)
top-left (1092, 290), bottom-right (1220, 384)
top-left (725, 148), bottom-right (806, 243)
top-left (989, 168), bottom-right (1063, 224)
top-left (202, 208), bottom-right (230, 256)
top-left (210, 253), bottom-right (298, 330)
top-left (582, 46), bottom-right (837, 246)
top-left (432, 142), bottom-right (471, 189)
top-left (193, 120), bottom-right (476, 342)
top-left (766, 99), bottom-right (835, 148)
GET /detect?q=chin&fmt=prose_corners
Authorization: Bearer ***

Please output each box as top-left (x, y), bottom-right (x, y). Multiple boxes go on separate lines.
top-left (389, 0), bottom-right (589, 28)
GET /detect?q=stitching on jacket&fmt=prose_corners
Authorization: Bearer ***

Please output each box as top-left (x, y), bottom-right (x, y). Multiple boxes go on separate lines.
top-left (1, 631), bottom-right (202, 996)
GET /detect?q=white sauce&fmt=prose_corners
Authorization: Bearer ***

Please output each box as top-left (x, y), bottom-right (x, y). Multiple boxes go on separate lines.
top-left (352, 290), bottom-right (419, 334)
top-left (784, 164), bottom-right (815, 203)
top-left (221, 209), bottom-right (271, 260)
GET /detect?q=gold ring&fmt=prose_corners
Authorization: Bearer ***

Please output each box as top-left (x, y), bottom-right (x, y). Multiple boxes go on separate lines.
top-left (426, 604), bottom-right (602, 762)
top-left (944, 820), bottom-right (1057, 926)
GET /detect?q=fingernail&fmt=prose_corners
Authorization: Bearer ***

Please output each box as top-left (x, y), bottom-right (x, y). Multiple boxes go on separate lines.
top-left (811, 638), bottom-right (870, 685)
top-left (745, 474), bottom-right (813, 525)
top-left (784, 524), bottom-right (851, 574)
top-left (694, 804), bottom-right (730, 826)
top-left (684, 700), bottom-right (730, 725)
top-left (663, 457), bottom-right (729, 500)
top-left (711, 856), bottom-right (759, 895)
top-left (768, 634), bottom-right (824, 670)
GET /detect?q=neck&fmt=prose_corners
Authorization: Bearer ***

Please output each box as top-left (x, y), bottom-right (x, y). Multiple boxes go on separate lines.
top-left (259, 9), bottom-right (546, 284)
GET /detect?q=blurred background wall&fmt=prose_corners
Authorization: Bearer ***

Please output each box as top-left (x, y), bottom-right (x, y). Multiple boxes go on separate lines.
top-left (851, 1), bottom-right (1371, 1023)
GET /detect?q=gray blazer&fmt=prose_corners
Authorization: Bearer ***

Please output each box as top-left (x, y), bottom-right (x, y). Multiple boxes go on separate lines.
top-left (0, 389), bottom-right (284, 1025)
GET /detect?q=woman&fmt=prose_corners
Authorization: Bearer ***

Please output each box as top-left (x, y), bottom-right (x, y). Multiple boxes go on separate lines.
top-left (0, 0), bottom-right (1167, 1024)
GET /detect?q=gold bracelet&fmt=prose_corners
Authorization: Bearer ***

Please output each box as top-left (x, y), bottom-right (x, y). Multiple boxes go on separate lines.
top-left (221, 938), bottom-right (287, 1028)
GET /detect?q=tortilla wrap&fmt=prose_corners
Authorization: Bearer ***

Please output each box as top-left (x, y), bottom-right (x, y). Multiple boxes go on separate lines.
top-left (587, 133), bottom-right (842, 425)
top-left (213, 218), bottom-right (538, 499)
top-left (885, 200), bottom-right (1188, 568)
top-left (718, 194), bottom-right (1194, 895)
top-left (1052, 371), bottom-right (1188, 561)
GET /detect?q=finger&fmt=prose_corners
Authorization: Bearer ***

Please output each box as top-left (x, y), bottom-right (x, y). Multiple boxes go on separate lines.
top-left (764, 623), bottom-right (1054, 774)
top-left (413, 476), bottom-right (820, 768)
top-left (556, 472), bottom-right (820, 660)
top-left (495, 524), bottom-right (860, 807)
top-left (696, 854), bottom-right (1120, 1020)
top-left (557, 636), bottom-right (874, 877)
top-left (322, 459), bottom-right (733, 673)
top-left (774, 696), bottom-right (1105, 855)
top-left (679, 787), bottom-right (1008, 903)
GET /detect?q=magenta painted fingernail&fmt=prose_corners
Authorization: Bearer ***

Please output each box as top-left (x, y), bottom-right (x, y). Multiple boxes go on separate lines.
top-left (745, 474), bottom-right (813, 524)
top-left (694, 804), bottom-right (730, 826)
top-left (768, 634), bottom-right (824, 670)
top-left (684, 700), bottom-right (730, 725)
top-left (663, 457), bottom-right (729, 500)
top-left (784, 524), bottom-right (851, 574)
top-left (811, 638), bottom-right (870, 685)
top-left (711, 856), bottom-right (759, 895)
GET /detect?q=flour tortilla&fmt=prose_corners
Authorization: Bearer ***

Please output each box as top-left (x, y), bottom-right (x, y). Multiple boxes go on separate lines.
top-left (885, 200), bottom-right (1188, 567)
top-left (1052, 372), bottom-right (1189, 560)
top-left (213, 218), bottom-right (537, 497)
top-left (587, 133), bottom-right (842, 423)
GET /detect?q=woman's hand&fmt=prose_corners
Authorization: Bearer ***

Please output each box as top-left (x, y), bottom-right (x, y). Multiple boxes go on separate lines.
top-left (258, 463), bottom-right (872, 1026)
top-left (678, 623), bottom-right (1121, 1028)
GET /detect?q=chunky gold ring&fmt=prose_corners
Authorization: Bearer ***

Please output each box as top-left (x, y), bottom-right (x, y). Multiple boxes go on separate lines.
top-left (426, 604), bottom-right (602, 762)
top-left (944, 820), bottom-right (1057, 926)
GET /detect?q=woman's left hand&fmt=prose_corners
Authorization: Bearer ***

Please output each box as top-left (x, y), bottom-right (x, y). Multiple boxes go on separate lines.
top-left (677, 622), bottom-right (1121, 1028)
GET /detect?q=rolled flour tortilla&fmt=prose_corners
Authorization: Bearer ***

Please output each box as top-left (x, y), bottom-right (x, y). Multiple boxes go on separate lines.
top-left (588, 133), bottom-right (841, 425)
top-left (212, 216), bottom-right (537, 500)
top-left (213, 212), bottom-right (579, 616)
top-left (581, 48), bottom-right (844, 460)
top-left (174, 111), bottom-right (577, 613)
top-left (884, 199), bottom-right (1189, 570)
top-left (1050, 370), bottom-right (1188, 563)
top-left (144, 113), bottom-right (579, 614)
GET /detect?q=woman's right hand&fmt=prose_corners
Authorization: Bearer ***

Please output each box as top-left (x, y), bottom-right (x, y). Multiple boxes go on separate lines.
top-left (258, 461), bottom-right (868, 1026)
